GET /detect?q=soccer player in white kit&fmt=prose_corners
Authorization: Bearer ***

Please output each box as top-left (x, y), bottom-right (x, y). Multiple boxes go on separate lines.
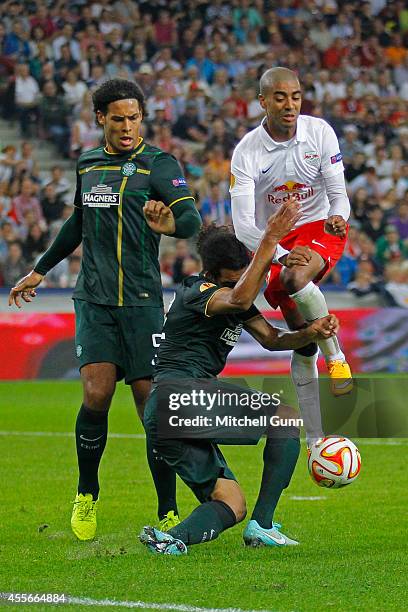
top-left (230, 67), bottom-right (352, 445)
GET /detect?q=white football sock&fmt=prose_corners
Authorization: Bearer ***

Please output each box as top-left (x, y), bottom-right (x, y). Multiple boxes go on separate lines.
top-left (291, 350), bottom-right (323, 447)
top-left (290, 282), bottom-right (345, 363)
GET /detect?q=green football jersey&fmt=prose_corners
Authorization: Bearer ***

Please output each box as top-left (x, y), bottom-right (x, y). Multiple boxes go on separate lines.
top-left (72, 139), bottom-right (195, 307)
top-left (155, 274), bottom-right (260, 380)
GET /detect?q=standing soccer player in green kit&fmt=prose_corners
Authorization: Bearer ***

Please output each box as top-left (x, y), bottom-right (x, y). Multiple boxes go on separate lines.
top-left (140, 201), bottom-right (339, 555)
top-left (9, 79), bottom-right (202, 540)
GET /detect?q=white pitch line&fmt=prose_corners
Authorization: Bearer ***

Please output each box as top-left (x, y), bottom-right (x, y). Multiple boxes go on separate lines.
top-left (66, 597), bottom-right (276, 611)
top-left (0, 431), bottom-right (406, 445)
top-left (0, 594), bottom-right (277, 612)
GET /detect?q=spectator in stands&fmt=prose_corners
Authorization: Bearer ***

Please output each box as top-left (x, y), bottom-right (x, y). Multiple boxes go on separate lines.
top-left (15, 141), bottom-right (39, 182)
top-left (43, 165), bottom-right (71, 201)
top-left (390, 201), bottom-right (408, 241)
top-left (376, 225), bottom-right (408, 268)
top-left (0, 219), bottom-right (18, 263)
top-left (172, 239), bottom-right (190, 284)
top-left (0, 240), bottom-right (27, 286)
top-left (339, 125), bottom-right (363, 165)
top-left (11, 177), bottom-right (44, 228)
top-left (0, 145), bottom-right (18, 183)
top-left (0, 181), bottom-right (11, 222)
top-left (62, 69), bottom-right (88, 114)
top-left (14, 63), bottom-right (40, 138)
top-left (40, 183), bottom-right (66, 225)
top-left (382, 261), bottom-right (408, 308)
top-left (52, 23), bottom-right (81, 63)
top-left (22, 222), bottom-right (48, 265)
top-left (181, 254), bottom-right (201, 278)
top-left (4, 19), bottom-right (30, 61)
top-left (70, 107), bottom-right (101, 158)
top-left (361, 205), bottom-right (387, 243)
top-left (55, 44), bottom-right (80, 83)
top-left (58, 254), bottom-right (81, 288)
top-left (200, 183), bottom-right (231, 226)
top-left (186, 45), bottom-right (215, 84)
top-left (39, 80), bottom-right (71, 157)
top-left (173, 101), bottom-right (208, 144)
top-left (160, 250), bottom-right (176, 288)
top-left (347, 260), bottom-right (380, 298)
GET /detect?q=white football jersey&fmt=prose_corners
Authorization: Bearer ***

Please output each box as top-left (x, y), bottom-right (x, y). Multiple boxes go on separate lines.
top-left (230, 115), bottom-right (345, 233)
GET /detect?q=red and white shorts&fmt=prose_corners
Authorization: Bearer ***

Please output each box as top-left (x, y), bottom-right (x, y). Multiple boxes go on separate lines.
top-left (264, 219), bottom-right (348, 311)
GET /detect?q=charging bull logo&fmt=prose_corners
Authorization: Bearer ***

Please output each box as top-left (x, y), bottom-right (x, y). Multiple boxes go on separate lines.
top-left (267, 181), bottom-right (313, 205)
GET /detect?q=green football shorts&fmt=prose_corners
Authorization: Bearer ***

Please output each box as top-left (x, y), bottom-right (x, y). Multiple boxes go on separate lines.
top-left (74, 299), bottom-right (164, 383)
top-left (143, 388), bottom-right (236, 503)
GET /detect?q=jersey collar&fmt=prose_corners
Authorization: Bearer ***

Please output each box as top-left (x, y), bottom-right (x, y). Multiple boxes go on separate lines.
top-left (260, 116), bottom-right (306, 151)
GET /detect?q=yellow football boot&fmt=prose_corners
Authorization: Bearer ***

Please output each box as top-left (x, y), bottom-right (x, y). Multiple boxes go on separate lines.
top-left (71, 493), bottom-right (97, 541)
top-left (327, 360), bottom-right (353, 396)
top-left (159, 510), bottom-right (180, 532)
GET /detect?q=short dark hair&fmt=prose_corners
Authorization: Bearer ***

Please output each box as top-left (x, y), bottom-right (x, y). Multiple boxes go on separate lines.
top-left (197, 224), bottom-right (250, 277)
top-left (92, 78), bottom-right (146, 116)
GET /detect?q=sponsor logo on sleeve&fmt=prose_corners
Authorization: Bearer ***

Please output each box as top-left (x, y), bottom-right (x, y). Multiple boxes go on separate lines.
top-left (330, 152), bottom-right (343, 164)
top-left (200, 282), bottom-right (216, 292)
top-left (82, 184), bottom-right (121, 207)
top-left (172, 177), bottom-right (187, 187)
top-left (220, 324), bottom-right (243, 347)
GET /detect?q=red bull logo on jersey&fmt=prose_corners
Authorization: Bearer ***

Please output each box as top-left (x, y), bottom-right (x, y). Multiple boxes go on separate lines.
top-left (267, 181), bottom-right (314, 205)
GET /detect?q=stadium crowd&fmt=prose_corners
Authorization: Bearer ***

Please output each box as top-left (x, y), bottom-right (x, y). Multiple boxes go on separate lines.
top-left (0, 0), bottom-right (407, 306)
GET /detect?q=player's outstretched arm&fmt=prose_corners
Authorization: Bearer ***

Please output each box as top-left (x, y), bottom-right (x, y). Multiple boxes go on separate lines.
top-left (8, 207), bottom-right (83, 308)
top-left (206, 200), bottom-right (302, 316)
top-left (244, 314), bottom-right (339, 351)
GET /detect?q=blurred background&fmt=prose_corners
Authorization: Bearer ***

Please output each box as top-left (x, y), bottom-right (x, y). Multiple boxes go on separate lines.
top-left (0, 0), bottom-right (407, 378)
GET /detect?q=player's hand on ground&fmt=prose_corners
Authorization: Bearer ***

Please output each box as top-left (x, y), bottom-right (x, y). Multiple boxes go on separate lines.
top-left (308, 314), bottom-right (339, 339)
top-left (284, 245), bottom-right (312, 267)
top-left (324, 215), bottom-right (347, 238)
top-left (8, 270), bottom-right (44, 308)
top-left (265, 197), bottom-right (302, 242)
top-left (143, 200), bottom-right (176, 235)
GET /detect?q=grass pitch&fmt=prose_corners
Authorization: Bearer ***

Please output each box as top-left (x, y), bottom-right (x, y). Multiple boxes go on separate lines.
top-left (0, 380), bottom-right (407, 612)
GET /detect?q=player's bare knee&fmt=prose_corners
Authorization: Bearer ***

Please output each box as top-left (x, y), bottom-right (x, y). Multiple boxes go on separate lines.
top-left (83, 379), bottom-right (115, 411)
top-left (211, 479), bottom-right (247, 523)
top-left (281, 265), bottom-right (313, 293)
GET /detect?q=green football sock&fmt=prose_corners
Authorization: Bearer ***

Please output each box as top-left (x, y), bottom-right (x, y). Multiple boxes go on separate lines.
top-left (146, 438), bottom-right (178, 520)
top-left (168, 500), bottom-right (236, 545)
top-left (75, 404), bottom-right (108, 500)
top-left (251, 437), bottom-right (300, 529)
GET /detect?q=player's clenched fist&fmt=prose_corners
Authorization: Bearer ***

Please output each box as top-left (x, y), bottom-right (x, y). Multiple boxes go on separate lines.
top-left (308, 314), bottom-right (339, 339)
top-left (143, 200), bottom-right (176, 235)
top-left (324, 215), bottom-right (347, 237)
top-left (264, 198), bottom-right (302, 242)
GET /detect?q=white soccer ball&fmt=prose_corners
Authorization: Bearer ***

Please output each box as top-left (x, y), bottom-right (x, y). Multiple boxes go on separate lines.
top-left (308, 436), bottom-right (361, 488)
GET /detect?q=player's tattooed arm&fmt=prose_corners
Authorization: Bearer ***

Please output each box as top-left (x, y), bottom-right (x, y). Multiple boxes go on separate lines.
top-left (244, 314), bottom-right (339, 350)
top-left (206, 201), bottom-right (302, 315)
